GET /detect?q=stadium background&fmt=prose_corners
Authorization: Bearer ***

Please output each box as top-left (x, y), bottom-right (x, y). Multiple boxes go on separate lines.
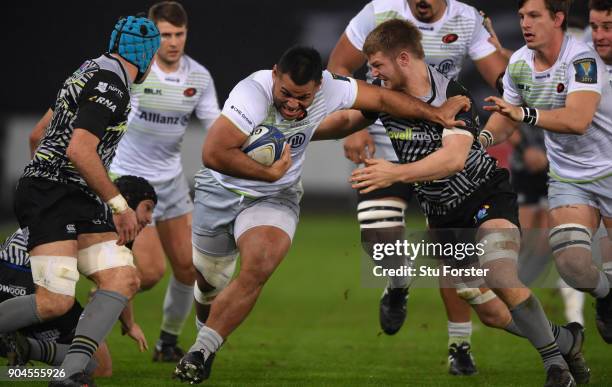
top-left (1, 1), bottom-right (610, 386)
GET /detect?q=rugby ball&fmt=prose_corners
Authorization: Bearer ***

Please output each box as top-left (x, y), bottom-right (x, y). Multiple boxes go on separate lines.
top-left (241, 125), bottom-right (286, 166)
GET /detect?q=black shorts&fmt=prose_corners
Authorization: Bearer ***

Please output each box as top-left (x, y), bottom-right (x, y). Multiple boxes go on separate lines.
top-left (511, 169), bottom-right (548, 206)
top-left (426, 169), bottom-right (520, 265)
top-left (14, 178), bottom-right (115, 250)
top-left (357, 181), bottom-right (414, 204)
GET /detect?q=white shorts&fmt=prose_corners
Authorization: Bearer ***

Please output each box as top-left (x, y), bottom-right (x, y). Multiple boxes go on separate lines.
top-left (150, 171), bottom-right (194, 223)
top-left (192, 168), bottom-right (302, 256)
top-left (548, 175), bottom-right (612, 218)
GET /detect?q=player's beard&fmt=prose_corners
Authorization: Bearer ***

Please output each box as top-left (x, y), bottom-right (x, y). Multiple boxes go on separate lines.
top-left (414, 1), bottom-right (434, 22)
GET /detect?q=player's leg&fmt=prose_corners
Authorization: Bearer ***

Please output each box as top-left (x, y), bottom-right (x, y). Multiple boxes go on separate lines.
top-left (131, 225), bottom-right (166, 291)
top-left (437, 277), bottom-right (477, 376)
top-left (477, 219), bottom-right (580, 385)
top-left (357, 187), bottom-right (412, 335)
top-left (0, 240), bottom-right (78, 333)
top-left (595, 214), bottom-right (612, 343)
top-left (153, 174), bottom-right (197, 359)
top-left (57, 231), bottom-right (140, 379)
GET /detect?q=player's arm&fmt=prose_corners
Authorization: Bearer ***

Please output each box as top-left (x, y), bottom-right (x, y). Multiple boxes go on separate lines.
top-left (483, 91), bottom-right (600, 135)
top-left (92, 343), bottom-right (113, 377)
top-left (119, 300), bottom-right (148, 352)
top-left (202, 115), bottom-right (291, 182)
top-left (29, 109), bottom-right (53, 156)
top-left (474, 52), bottom-right (508, 90)
top-left (353, 80), bottom-right (470, 128)
top-left (66, 75), bottom-right (138, 245)
top-left (312, 109), bottom-right (374, 141)
top-left (328, 33), bottom-right (367, 76)
top-left (479, 111), bottom-right (520, 148)
top-left (351, 132), bottom-right (473, 193)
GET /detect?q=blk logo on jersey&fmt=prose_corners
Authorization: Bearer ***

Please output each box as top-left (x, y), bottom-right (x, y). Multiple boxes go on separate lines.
top-left (288, 133), bottom-right (306, 149)
top-left (442, 33), bottom-right (459, 44)
top-left (144, 88), bottom-right (162, 95)
top-left (573, 58), bottom-right (598, 84)
top-left (184, 87), bottom-right (197, 97)
top-left (437, 59), bottom-right (455, 76)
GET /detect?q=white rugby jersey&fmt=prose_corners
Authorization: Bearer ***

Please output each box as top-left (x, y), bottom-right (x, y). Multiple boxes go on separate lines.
top-left (111, 55), bottom-right (220, 183)
top-left (345, 0), bottom-right (496, 161)
top-left (503, 35), bottom-right (612, 182)
top-left (201, 70), bottom-right (358, 197)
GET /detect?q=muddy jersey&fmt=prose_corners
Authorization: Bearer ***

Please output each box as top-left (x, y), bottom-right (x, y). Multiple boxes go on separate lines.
top-left (503, 35), bottom-right (612, 182)
top-left (22, 54), bottom-right (131, 200)
top-left (364, 69), bottom-right (497, 216)
top-left (111, 55), bottom-right (220, 183)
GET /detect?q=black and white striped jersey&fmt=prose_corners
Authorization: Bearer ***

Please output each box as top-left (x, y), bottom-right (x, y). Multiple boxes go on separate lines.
top-left (364, 68), bottom-right (497, 216)
top-left (0, 229), bottom-right (29, 267)
top-left (22, 54), bottom-right (131, 200)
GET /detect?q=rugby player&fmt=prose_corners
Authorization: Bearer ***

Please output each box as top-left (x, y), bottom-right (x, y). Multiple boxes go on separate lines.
top-left (0, 15), bottom-right (160, 386)
top-left (327, 0), bottom-right (510, 374)
top-left (173, 45), bottom-right (470, 383)
top-left (0, 175), bottom-right (156, 377)
top-left (110, 1), bottom-right (221, 362)
top-left (343, 19), bottom-right (587, 387)
top-left (483, 0), bottom-right (612, 344)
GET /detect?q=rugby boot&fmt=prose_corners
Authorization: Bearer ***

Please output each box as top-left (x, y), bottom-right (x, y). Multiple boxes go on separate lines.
top-left (379, 287), bottom-right (408, 335)
top-left (174, 350), bottom-right (216, 384)
top-left (544, 365), bottom-right (576, 387)
top-left (562, 322), bottom-right (590, 384)
top-left (448, 342), bottom-right (477, 376)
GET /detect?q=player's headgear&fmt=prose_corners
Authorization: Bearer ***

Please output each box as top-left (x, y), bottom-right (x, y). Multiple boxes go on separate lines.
top-left (115, 175), bottom-right (158, 210)
top-left (108, 15), bottom-right (160, 83)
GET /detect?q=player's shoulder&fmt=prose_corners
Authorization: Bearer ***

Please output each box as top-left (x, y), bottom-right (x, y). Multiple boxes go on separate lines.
top-left (446, 0), bottom-right (480, 21)
top-left (564, 36), bottom-right (599, 61)
top-left (182, 55), bottom-right (213, 78)
top-left (371, 0), bottom-right (407, 12)
top-left (228, 70), bottom-right (272, 103)
top-left (508, 45), bottom-right (532, 65)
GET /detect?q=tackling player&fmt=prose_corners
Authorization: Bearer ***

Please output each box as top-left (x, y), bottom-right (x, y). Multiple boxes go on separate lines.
top-left (0, 175), bottom-right (157, 377)
top-left (0, 15), bottom-right (160, 386)
top-left (327, 0), bottom-right (510, 374)
top-left (110, 1), bottom-right (221, 362)
top-left (483, 0), bottom-right (612, 344)
top-left (344, 19), bottom-right (587, 387)
top-left (173, 45), bottom-right (470, 384)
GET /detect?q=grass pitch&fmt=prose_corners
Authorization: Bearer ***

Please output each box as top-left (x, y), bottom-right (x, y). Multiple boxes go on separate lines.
top-left (2, 215), bottom-right (611, 386)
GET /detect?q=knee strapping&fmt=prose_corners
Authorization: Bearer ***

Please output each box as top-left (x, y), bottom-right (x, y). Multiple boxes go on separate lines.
top-left (77, 240), bottom-right (135, 276)
top-left (478, 231), bottom-right (520, 264)
top-left (192, 247), bottom-right (237, 304)
top-left (456, 286), bottom-right (497, 305)
top-left (30, 256), bottom-right (79, 296)
top-left (549, 223), bottom-right (592, 254)
top-left (357, 200), bottom-right (406, 229)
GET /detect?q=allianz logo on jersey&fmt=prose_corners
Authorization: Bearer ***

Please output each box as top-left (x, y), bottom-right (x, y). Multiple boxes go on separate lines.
top-left (0, 283), bottom-right (27, 296)
top-left (388, 127), bottom-right (441, 141)
top-left (139, 111), bottom-right (190, 126)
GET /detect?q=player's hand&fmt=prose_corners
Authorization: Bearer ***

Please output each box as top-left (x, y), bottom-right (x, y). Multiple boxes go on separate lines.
top-left (266, 143), bottom-right (292, 182)
top-left (483, 96), bottom-right (523, 121)
top-left (523, 146), bottom-right (548, 173)
top-left (113, 208), bottom-right (139, 246)
top-left (343, 130), bottom-right (375, 163)
top-left (350, 158), bottom-right (400, 194)
top-left (435, 96), bottom-right (471, 128)
top-left (480, 11), bottom-right (503, 52)
top-left (121, 322), bottom-right (149, 352)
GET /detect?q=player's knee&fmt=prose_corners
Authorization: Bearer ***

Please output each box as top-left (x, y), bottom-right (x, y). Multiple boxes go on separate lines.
top-left (550, 224), bottom-right (592, 276)
top-left (192, 247), bottom-right (237, 305)
top-left (79, 241), bottom-right (139, 296)
top-left (35, 290), bottom-right (75, 319)
top-left (30, 255), bottom-right (79, 318)
top-left (138, 265), bottom-right (165, 291)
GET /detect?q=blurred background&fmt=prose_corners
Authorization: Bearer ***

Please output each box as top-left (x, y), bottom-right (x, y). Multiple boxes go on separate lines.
top-left (0, 0), bottom-right (591, 222)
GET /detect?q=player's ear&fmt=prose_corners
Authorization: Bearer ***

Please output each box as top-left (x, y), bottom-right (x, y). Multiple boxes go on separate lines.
top-left (272, 65), bottom-right (278, 78)
top-left (396, 50), bottom-right (410, 67)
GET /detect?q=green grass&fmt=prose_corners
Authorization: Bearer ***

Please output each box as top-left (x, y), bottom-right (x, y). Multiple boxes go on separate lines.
top-left (2, 215), bottom-right (611, 386)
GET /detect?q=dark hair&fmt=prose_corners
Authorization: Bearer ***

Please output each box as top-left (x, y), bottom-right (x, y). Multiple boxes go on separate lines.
top-left (114, 175), bottom-right (157, 210)
top-left (518, 0), bottom-right (572, 30)
top-left (589, 0), bottom-right (612, 13)
top-left (148, 1), bottom-right (188, 27)
top-left (363, 19), bottom-right (425, 59)
top-left (276, 46), bottom-right (323, 85)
